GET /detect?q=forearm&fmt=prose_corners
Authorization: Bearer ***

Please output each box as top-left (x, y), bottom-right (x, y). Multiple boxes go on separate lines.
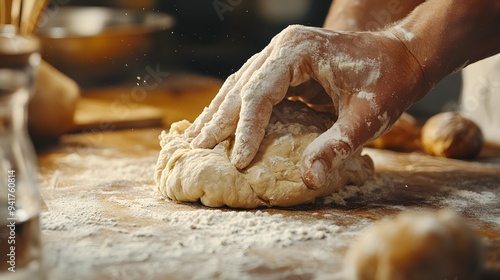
top-left (324, 0), bottom-right (424, 31)
top-left (392, 0), bottom-right (500, 98)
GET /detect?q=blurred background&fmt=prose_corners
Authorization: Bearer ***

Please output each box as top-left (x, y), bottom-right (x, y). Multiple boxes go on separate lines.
top-left (38, 0), bottom-right (461, 119)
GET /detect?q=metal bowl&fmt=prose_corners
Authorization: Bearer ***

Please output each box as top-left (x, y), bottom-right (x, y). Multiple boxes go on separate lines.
top-left (37, 7), bottom-right (174, 85)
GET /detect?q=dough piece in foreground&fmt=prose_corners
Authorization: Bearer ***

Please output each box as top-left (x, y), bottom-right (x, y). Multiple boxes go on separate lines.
top-left (344, 209), bottom-right (484, 280)
top-left (154, 100), bottom-right (374, 208)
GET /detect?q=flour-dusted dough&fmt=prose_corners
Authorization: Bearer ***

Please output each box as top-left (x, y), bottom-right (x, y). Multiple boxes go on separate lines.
top-left (344, 210), bottom-right (484, 280)
top-left (154, 100), bottom-right (374, 208)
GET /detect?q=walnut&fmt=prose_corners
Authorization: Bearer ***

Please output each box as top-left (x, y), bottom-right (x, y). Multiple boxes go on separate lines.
top-left (421, 112), bottom-right (483, 159)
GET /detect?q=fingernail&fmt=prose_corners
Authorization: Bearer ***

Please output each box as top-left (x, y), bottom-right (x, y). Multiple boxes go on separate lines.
top-left (231, 148), bottom-right (249, 170)
top-left (184, 126), bottom-right (195, 138)
top-left (190, 134), bottom-right (204, 148)
top-left (304, 160), bottom-right (327, 189)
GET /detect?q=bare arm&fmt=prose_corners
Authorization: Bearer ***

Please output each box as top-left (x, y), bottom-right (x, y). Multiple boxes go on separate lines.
top-left (398, 0), bottom-right (500, 93)
top-left (188, 0), bottom-right (500, 188)
top-left (325, 0), bottom-right (500, 94)
top-left (324, 0), bottom-right (424, 31)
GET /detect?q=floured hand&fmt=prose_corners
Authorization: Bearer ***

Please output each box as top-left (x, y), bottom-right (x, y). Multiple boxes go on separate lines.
top-left (185, 25), bottom-right (427, 188)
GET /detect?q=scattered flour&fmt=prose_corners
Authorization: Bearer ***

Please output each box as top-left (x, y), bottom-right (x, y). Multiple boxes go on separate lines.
top-left (438, 188), bottom-right (500, 226)
top-left (356, 91), bottom-right (376, 102)
top-left (163, 210), bottom-right (340, 252)
top-left (321, 174), bottom-right (393, 205)
top-left (38, 146), bottom-right (387, 280)
top-left (373, 111), bottom-right (390, 139)
top-left (38, 140), bottom-right (499, 279)
top-left (393, 25), bottom-right (415, 41)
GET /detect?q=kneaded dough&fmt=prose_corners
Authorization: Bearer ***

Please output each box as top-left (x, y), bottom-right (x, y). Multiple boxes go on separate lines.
top-left (344, 209), bottom-right (483, 280)
top-left (154, 100), bottom-right (374, 208)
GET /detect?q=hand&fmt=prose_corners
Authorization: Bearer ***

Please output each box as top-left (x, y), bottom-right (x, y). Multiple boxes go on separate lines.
top-left (185, 25), bottom-right (426, 188)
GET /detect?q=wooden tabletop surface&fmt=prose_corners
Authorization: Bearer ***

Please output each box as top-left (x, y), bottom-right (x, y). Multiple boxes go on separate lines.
top-left (35, 76), bottom-right (500, 279)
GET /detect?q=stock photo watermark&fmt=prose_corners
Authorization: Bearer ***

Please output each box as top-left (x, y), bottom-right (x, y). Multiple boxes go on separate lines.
top-left (364, 0), bottom-right (403, 31)
top-left (213, 0), bottom-right (244, 21)
top-left (35, 0), bottom-right (71, 31)
top-left (5, 169), bottom-right (17, 273)
top-left (461, 79), bottom-right (499, 113)
top-left (69, 64), bottom-right (170, 154)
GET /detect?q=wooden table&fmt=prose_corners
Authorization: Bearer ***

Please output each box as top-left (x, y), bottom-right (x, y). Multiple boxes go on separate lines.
top-left (36, 76), bottom-right (500, 279)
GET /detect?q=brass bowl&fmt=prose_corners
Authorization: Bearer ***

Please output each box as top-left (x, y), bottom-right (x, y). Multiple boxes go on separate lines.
top-left (37, 7), bottom-right (174, 85)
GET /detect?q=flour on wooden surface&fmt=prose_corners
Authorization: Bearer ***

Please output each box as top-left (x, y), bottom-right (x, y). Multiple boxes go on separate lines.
top-left (38, 146), bottom-right (500, 280)
top-left (38, 147), bottom-right (381, 280)
top-left (321, 174), bottom-right (393, 205)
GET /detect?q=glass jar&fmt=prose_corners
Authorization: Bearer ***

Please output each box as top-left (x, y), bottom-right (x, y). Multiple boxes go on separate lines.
top-left (0, 25), bottom-right (44, 279)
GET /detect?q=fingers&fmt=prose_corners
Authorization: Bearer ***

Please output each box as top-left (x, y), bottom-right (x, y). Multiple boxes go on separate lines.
top-left (187, 44), bottom-right (275, 145)
top-left (231, 65), bottom-right (290, 168)
top-left (184, 74), bottom-right (234, 139)
top-left (300, 97), bottom-right (393, 189)
top-left (184, 51), bottom-right (258, 139)
top-left (300, 122), bottom-right (355, 189)
top-left (189, 25), bottom-right (332, 169)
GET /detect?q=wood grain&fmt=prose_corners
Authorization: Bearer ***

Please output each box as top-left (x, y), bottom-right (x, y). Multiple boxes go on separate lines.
top-left (36, 76), bottom-right (500, 279)
top-left (37, 127), bottom-right (500, 279)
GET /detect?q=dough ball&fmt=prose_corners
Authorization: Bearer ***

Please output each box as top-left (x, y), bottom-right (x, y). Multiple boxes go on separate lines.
top-left (367, 112), bottom-right (421, 152)
top-left (154, 100), bottom-right (374, 208)
top-left (28, 60), bottom-right (80, 142)
top-left (344, 209), bottom-right (484, 280)
top-left (421, 112), bottom-right (483, 159)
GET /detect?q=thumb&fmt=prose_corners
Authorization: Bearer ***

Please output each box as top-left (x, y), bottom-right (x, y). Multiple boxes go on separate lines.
top-left (300, 109), bottom-right (391, 189)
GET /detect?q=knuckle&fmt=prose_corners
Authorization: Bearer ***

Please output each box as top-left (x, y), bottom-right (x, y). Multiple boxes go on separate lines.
top-left (225, 73), bottom-right (238, 84)
top-left (277, 24), bottom-right (311, 43)
top-left (282, 24), bottom-right (307, 34)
